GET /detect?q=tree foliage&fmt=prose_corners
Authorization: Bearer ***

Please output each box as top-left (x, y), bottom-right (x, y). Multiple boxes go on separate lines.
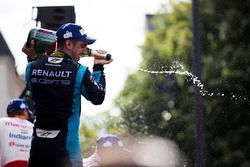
top-left (116, 0), bottom-right (250, 166)
top-left (117, 1), bottom-right (195, 164)
top-left (79, 119), bottom-right (98, 157)
top-left (201, 0), bottom-right (250, 166)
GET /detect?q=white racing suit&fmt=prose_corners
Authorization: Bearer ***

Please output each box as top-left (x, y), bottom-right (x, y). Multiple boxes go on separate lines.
top-left (0, 117), bottom-right (33, 167)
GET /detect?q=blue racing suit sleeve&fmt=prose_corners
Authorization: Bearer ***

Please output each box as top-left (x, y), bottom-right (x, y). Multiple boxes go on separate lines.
top-left (25, 62), bottom-right (32, 90)
top-left (82, 64), bottom-right (106, 105)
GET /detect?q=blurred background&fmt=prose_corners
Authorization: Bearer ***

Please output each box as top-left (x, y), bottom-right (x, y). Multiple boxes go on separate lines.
top-left (0, 0), bottom-right (250, 166)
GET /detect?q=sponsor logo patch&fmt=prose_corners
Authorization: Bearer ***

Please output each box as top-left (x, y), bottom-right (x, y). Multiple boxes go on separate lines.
top-left (80, 29), bottom-right (85, 35)
top-left (36, 128), bottom-right (60, 138)
top-left (48, 57), bottom-right (63, 64)
top-left (63, 31), bottom-right (72, 39)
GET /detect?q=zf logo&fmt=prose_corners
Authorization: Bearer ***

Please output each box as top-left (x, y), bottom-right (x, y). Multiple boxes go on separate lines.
top-left (40, 132), bottom-right (52, 137)
top-left (36, 129), bottom-right (60, 138)
top-left (48, 57), bottom-right (63, 64)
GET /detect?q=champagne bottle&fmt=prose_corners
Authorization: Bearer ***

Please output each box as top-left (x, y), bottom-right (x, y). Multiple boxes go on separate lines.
top-left (26, 28), bottom-right (57, 54)
top-left (81, 48), bottom-right (112, 60)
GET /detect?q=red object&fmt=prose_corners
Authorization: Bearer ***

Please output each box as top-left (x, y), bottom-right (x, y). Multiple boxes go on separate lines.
top-left (46, 42), bottom-right (56, 55)
top-left (4, 160), bottom-right (28, 167)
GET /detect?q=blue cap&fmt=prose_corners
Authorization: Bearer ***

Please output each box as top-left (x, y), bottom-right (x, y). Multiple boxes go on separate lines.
top-left (7, 98), bottom-right (28, 115)
top-left (96, 134), bottom-right (124, 150)
top-left (56, 23), bottom-right (96, 44)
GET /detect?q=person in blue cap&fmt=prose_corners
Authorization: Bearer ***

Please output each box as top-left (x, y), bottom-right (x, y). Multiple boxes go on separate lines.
top-left (0, 98), bottom-right (33, 167)
top-left (83, 134), bottom-right (133, 167)
top-left (25, 23), bottom-right (113, 167)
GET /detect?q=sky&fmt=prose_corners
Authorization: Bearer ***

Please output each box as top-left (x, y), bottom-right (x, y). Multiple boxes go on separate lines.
top-left (0, 0), bottom-right (168, 117)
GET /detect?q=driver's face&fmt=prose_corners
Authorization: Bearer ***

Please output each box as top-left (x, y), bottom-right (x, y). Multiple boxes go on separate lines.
top-left (69, 40), bottom-right (88, 61)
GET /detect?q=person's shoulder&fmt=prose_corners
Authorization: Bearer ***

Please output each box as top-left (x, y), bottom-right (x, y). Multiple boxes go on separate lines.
top-left (68, 60), bottom-right (88, 72)
top-left (60, 56), bottom-right (81, 68)
top-left (5, 118), bottom-right (33, 127)
top-left (0, 117), bottom-right (12, 122)
top-left (15, 118), bottom-right (33, 126)
top-left (0, 117), bottom-right (13, 127)
top-left (27, 55), bottom-right (47, 66)
top-left (25, 120), bottom-right (34, 127)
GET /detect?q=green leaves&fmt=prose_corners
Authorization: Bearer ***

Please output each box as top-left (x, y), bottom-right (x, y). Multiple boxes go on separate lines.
top-left (116, 0), bottom-right (250, 166)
